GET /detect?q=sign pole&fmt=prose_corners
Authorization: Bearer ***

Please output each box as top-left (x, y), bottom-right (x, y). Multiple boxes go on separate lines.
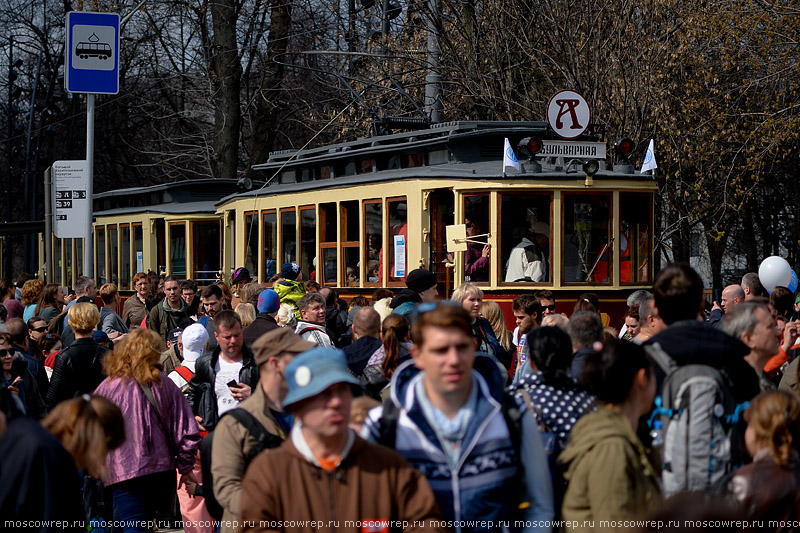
top-left (44, 166), bottom-right (52, 282)
top-left (84, 93), bottom-right (94, 279)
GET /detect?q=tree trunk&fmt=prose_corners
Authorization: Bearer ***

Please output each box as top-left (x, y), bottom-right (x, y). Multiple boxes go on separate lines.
top-left (209, 0), bottom-right (242, 179)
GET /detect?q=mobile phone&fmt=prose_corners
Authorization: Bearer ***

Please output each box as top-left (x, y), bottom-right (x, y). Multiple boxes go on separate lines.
top-left (227, 379), bottom-right (238, 388)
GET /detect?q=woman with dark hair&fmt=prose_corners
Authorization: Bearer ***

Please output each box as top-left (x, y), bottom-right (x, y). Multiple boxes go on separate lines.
top-left (559, 340), bottom-right (661, 525)
top-left (513, 327), bottom-right (595, 448)
top-left (36, 283), bottom-right (66, 323)
top-left (1, 278), bottom-right (23, 320)
top-left (361, 314), bottom-right (413, 399)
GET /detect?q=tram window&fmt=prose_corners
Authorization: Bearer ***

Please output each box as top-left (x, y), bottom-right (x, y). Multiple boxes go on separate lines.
top-left (76, 239), bottom-right (83, 279)
top-left (462, 195), bottom-right (490, 283)
top-left (96, 227), bottom-right (106, 285)
top-left (121, 225), bottom-right (131, 289)
top-left (320, 166), bottom-right (332, 179)
top-left (155, 219), bottom-right (166, 275)
top-left (281, 209), bottom-right (297, 265)
top-left (244, 212), bottom-right (259, 280)
top-left (563, 193), bottom-right (611, 283)
top-left (342, 201), bottom-right (359, 286)
top-left (262, 211), bottom-right (277, 280)
top-left (620, 193), bottom-right (652, 284)
top-left (359, 159), bottom-right (373, 174)
top-left (388, 197), bottom-right (408, 282)
top-left (133, 224), bottom-right (143, 274)
top-left (64, 238), bottom-right (72, 288)
top-left (319, 203), bottom-right (337, 286)
top-left (169, 223), bottom-right (187, 278)
top-left (364, 200), bottom-right (383, 284)
top-left (299, 207), bottom-right (316, 281)
top-left (54, 238), bottom-right (62, 286)
top-left (193, 221), bottom-right (221, 285)
top-left (403, 152), bottom-right (424, 168)
top-left (500, 193), bottom-right (551, 283)
top-left (342, 201), bottom-right (359, 242)
top-left (109, 226), bottom-right (119, 286)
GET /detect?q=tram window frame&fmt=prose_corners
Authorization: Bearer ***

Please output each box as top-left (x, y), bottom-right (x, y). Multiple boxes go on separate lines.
top-left (168, 221), bottom-right (187, 279)
top-left (363, 199), bottom-right (383, 287)
top-left (262, 210), bottom-right (278, 281)
top-left (95, 226), bottom-right (106, 285)
top-left (387, 196), bottom-right (408, 286)
top-left (132, 223), bottom-right (143, 277)
top-left (319, 203), bottom-right (338, 286)
top-left (341, 200), bottom-right (360, 287)
top-left (619, 192), bottom-right (653, 285)
top-left (299, 206), bottom-right (316, 282)
top-left (109, 225), bottom-right (119, 287)
top-left (402, 152), bottom-right (425, 169)
top-left (120, 224), bottom-right (131, 290)
top-left (64, 238), bottom-right (73, 288)
top-left (562, 192), bottom-right (613, 285)
top-left (280, 208), bottom-right (297, 267)
top-left (54, 237), bottom-right (62, 286)
top-left (498, 192), bottom-right (553, 285)
top-left (191, 220), bottom-right (221, 286)
top-left (244, 211), bottom-right (259, 282)
top-left (461, 194), bottom-right (491, 285)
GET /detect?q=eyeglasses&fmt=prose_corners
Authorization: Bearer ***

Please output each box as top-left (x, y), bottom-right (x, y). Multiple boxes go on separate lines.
top-left (32, 327), bottom-right (47, 333)
top-left (0, 348), bottom-right (15, 358)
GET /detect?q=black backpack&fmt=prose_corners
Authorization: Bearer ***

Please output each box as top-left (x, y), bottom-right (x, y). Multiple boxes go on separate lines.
top-left (200, 408), bottom-right (284, 520)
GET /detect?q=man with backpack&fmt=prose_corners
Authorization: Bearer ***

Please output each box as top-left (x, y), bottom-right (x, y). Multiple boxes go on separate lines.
top-left (646, 263), bottom-right (760, 496)
top-left (210, 328), bottom-right (313, 533)
top-left (361, 304), bottom-right (553, 533)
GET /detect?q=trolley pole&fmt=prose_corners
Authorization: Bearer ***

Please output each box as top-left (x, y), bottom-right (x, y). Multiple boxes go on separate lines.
top-left (84, 93), bottom-right (94, 279)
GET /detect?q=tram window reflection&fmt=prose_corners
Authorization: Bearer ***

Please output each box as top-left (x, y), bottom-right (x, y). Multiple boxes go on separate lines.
top-left (245, 212), bottom-right (259, 279)
top-left (342, 201), bottom-right (359, 287)
top-left (169, 223), bottom-right (186, 279)
top-left (388, 198), bottom-right (407, 282)
top-left (96, 226), bottom-right (106, 285)
top-left (281, 209), bottom-right (297, 265)
top-left (109, 225), bottom-right (119, 285)
top-left (121, 225), bottom-right (131, 289)
top-left (620, 193), bottom-right (651, 284)
top-left (319, 203), bottom-right (337, 285)
top-left (133, 224), bottom-right (143, 275)
top-left (192, 221), bottom-right (220, 285)
top-left (501, 194), bottom-right (551, 283)
top-left (563, 193), bottom-right (611, 283)
top-left (364, 201), bottom-right (382, 284)
top-left (262, 211), bottom-right (277, 280)
top-left (300, 207), bottom-right (316, 281)
top-left (462, 195), bottom-right (490, 283)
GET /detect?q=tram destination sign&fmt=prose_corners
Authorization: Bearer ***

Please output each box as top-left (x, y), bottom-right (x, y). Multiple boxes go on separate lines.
top-left (53, 160), bottom-right (90, 239)
top-left (535, 140), bottom-right (606, 160)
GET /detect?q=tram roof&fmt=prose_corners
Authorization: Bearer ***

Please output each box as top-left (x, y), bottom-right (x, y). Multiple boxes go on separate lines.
top-left (92, 178), bottom-right (246, 214)
top-left (94, 200), bottom-right (220, 217)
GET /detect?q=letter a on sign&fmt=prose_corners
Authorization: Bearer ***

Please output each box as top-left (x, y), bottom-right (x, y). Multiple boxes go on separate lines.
top-left (547, 90), bottom-right (591, 139)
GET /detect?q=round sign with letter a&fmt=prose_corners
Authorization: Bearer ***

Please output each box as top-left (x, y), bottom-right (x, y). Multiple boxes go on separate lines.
top-left (547, 90), bottom-right (591, 139)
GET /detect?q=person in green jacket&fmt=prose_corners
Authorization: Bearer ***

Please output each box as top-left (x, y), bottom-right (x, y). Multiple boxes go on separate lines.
top-left (274, 263), bottom-right (305, 321)
top-left (558, 340), bottom-right (661, 531)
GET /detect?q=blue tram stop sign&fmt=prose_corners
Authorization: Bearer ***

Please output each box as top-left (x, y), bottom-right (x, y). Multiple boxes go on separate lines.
top-left (65, 12), bottom-right (120, 94)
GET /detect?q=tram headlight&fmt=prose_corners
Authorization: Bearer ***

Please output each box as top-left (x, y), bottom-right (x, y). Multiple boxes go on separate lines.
top-left (582, 159), bottom-right (600, 176)
top-left (237, 177), bottom-right (254, 191)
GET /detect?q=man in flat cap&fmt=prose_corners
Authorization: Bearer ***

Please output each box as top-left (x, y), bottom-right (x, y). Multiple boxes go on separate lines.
top-left (211, 328), bottom-right (315, 533)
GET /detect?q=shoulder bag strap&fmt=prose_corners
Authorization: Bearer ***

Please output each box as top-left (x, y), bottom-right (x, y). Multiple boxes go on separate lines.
top-left (138, 381), bottom-right (177, 457)
top-left (518, 388), bottom-right (549, 433)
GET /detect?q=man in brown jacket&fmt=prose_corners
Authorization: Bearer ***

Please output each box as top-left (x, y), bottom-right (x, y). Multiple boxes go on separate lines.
top-left (239, 347), bottom-right (446, 533)
top-left (212, 328), bottom-right (314, 533)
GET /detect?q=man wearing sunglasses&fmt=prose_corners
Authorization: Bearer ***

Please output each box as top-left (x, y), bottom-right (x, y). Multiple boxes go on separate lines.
top-left (26, 318), bottom-right (49, 353)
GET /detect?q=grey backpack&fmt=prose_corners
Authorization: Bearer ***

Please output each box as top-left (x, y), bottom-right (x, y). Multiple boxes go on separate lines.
top-left (646, 343), bottom-right (749, 496)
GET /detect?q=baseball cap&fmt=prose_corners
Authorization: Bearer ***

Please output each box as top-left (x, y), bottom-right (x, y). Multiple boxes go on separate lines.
top-left (167, 328), bottom-right (182, 343)
top-left (257, 289), bottom-right (280, 314)
top-left (252, 327), bottom-right (315, 366)
top-left (281, 262), bottom-right (301, 281)
top-left (232, 267), bottom-right (251, 285)
top-left (92, 330), bottom-right (110, 344)
top-left (181, 323), bottom-right (209, 363)
top-left (282, 347), bottom-right (359, 409)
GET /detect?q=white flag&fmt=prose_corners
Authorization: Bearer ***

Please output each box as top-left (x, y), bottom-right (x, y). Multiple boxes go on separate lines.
top-left (640, 138), bottom-right (658, 172)
top-left (503, 137), bottom-right (520, 173)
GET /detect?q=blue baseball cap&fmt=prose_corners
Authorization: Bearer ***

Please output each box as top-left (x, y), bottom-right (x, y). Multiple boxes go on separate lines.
top-left (257, 289), bottom-right (280, 313)
top-left (282, 347), bottom-right (359, 409)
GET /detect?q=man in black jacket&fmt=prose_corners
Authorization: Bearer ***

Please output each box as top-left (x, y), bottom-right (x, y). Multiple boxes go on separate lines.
top-left (242, 289), bottom-right (280, 346)
top-left (343, 307), bottom-right (382, 376)
top-left (187, 310), bottom-right (259, 431)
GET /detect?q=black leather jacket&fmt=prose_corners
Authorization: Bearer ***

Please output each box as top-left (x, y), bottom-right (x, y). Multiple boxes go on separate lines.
top-left (187, 344), bottom-right (259, 431)
top-left (45, 338), bottom-right (108, 411)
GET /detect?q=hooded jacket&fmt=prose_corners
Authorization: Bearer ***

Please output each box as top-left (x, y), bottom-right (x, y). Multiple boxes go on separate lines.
top-left (274, 280), bottom-right (305, 319)
top-left (239, 426), bottom-right (448, 533)
top-left (388, 289), bottom-right (421, 316)
top-left (187, 344), bottom-right (259, 431)
top-left (558, 407), bottom-right (661, 531)
top-left (647, 320), bottom-right (760, 403)
top-left (362, 354), bottom-right (554, 533)
top-left (148, 297), bottom-right (190, 342)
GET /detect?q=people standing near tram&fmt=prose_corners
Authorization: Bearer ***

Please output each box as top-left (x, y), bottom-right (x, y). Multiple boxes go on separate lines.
top-left (99, 283), bottom-right (129, 343)
top-left (1, 278), bottom-right (23, 320)
top-left (123, 272), bottom-right (151, 329)
top-left (362, 304), bottom-right (554, 532)
top-left (21, 278), bottom-right (45, 322)
top-left (389, 268), bottom-right (439, 316)
top-left (35, 283), bottom-right (66, 324)
top-left (295, 292), bottom-right (334, 347)
top-left (509, 294), bottom-right (543, 377)
top-left (240, 346), bottom-right (447, 533)
top-left (148, 275), bottom-right (191, 344)
top-left (451, 282), bottom-right (508, 367)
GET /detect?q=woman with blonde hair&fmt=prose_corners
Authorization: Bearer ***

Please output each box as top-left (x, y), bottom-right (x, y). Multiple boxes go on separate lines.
top-left (728, 390), bottom-right (800, 525)
top-left (451, 282), bottom-right (509, 367)
top-left (481, 300), bottom-right (513, 355)
top-left (235, 302), bottom-right (256, 328)
top-left (94, 328), bottom-right (201, 532)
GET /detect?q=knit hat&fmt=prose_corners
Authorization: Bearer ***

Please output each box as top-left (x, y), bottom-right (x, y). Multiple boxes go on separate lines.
top-left (257, 289), bottom-right (280, 314)
top-left (282, 347), bottom-right (359, 409)
top-left (406, 269), bottom-right (438, 294)
top-left (281, 262), bottom-right (301, 281)
top-left (232, 267), bottom-right (251, 285)
top-left (181, 323), bottom-right (209, 363)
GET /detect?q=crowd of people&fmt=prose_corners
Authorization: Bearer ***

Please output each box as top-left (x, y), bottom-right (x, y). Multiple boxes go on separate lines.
top-left (2, 261), bottom-right (800, 532)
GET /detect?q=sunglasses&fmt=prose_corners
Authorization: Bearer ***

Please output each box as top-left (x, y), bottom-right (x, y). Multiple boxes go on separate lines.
top-left (31, 327), bottom-right (47, 333)
top-left (0, 348), bottom-right (15, 358)
top-left (543, 304), bottom-right (557, 311)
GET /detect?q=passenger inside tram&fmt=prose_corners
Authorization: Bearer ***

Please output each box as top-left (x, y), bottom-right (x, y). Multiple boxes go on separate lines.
top-left (505, 209), bottom-right (550, 283)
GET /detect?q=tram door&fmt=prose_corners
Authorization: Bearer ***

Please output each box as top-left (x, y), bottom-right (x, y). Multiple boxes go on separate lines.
top-left (427, 189), bottom-right (454, 290)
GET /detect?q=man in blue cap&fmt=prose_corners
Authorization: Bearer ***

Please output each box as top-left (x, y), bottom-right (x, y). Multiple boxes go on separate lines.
top-left (243, 289), bottom-right (280, 346)
top-left (239, 347), bottom-right (446, 533)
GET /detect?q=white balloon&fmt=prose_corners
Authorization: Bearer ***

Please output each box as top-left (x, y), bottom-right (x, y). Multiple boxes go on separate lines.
top-left (758, 256), bottom-right (793, 293)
